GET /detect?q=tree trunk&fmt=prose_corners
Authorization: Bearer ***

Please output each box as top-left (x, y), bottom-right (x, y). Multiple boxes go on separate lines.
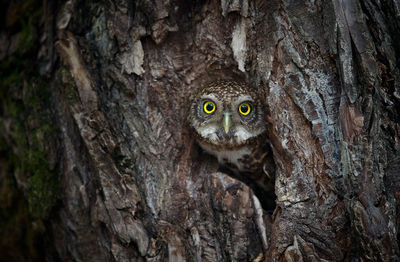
top-left (1, 0), bottom-right (400, 261)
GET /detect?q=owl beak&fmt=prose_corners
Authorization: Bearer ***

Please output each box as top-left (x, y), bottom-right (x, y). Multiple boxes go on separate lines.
top-left (222, 113), bottom-right (232, 134)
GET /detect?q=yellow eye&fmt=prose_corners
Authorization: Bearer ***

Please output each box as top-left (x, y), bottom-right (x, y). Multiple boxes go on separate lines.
top-left (203, 101), bottom-right (216, 114)
top-left (239, 103), bottom-right (251, 115)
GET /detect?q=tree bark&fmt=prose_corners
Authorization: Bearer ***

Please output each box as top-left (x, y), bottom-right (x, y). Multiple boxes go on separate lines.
top-left (1, 0), bottom-right (400, 261)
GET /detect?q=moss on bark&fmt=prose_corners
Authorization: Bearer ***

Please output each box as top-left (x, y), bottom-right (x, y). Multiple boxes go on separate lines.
top-left (0, 0), bottom-right (60, 260)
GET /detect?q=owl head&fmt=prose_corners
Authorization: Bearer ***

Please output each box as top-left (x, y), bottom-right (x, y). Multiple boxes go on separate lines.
top-left (188, 80), bottom-right (266, 149)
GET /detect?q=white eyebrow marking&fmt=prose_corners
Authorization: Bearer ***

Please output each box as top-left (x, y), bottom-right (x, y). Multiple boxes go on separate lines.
top-left (236, 95), bottom-right (253, 103)
top-left (200, 94), bottom-right (218, 101)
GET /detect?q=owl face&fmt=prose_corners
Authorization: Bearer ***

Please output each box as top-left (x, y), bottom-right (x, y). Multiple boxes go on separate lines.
top-left (188, 81), bottom-right (266, 148)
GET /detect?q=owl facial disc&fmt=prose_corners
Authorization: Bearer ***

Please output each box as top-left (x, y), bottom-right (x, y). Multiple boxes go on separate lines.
top-left (187, 80), bottom-right (267, 150)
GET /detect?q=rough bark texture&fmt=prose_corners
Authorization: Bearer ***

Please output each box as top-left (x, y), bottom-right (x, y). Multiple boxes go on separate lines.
top-left (1, 0), bottom-right (400, 261)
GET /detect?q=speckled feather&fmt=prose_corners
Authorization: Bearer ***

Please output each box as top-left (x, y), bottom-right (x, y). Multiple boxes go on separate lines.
top-left (192, 80), bottom-right (262, 106)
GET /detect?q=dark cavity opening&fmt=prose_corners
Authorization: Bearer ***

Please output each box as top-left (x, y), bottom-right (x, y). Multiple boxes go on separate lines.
top-left (217, 165), bottom-right (276, 212)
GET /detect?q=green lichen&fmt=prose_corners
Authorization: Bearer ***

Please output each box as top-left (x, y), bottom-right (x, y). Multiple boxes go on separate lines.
top-left (0, 124), bottom-right (52, 260)
top-left (27, 165), bottom-right (59, 219)
top-left (1, 74), bottom-right (60, 219)
top-left (0, 0), bottom-right (60, 259)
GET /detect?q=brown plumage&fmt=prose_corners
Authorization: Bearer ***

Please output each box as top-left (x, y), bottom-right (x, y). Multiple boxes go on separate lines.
top-left (187, 80), bottom-right (275, 208)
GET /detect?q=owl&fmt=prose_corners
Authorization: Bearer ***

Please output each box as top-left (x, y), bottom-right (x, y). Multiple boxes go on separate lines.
top-left (188, 80), bottom-right (275, 204)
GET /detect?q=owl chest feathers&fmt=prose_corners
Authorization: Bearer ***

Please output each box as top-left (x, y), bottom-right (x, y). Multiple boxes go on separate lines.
top-left (200, 142), bottom-right (251, 171)
top-left (198, 138), bottom-right (265, 174)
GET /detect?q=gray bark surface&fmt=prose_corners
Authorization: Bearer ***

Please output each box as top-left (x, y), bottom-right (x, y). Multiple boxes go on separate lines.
top-left (1, 0), bottom-right (400, 261)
